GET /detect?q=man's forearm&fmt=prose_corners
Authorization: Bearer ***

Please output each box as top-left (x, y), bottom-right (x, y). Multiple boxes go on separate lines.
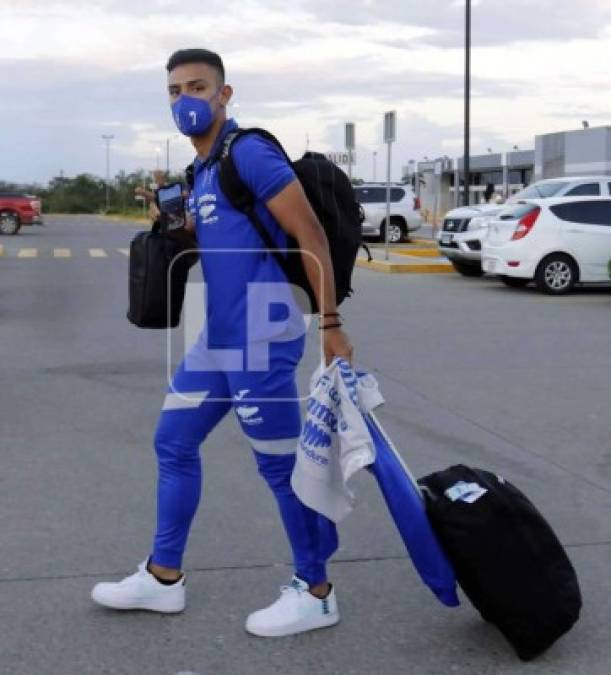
top-left (296, 227), bottom-right (337, 316)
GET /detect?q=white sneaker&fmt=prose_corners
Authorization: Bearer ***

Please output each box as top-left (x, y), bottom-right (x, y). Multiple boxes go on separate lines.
top-left (245, 575), bottom-right (339, 637)
top-left (91, 558), bottom-right (186, 613)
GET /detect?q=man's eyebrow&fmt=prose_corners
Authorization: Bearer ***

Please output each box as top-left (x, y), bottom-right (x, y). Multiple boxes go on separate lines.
top-left (168, 78), bottom-right (209, 89)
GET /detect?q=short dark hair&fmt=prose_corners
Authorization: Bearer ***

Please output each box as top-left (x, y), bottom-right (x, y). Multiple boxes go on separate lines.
top-left (166, 49), bottom-right (225, 84)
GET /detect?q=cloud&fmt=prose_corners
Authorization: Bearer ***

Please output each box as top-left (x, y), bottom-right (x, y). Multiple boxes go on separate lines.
top-left (0, 0), bottom-right (610, 183)
top-left (298, 0), bottom-right (611, 47)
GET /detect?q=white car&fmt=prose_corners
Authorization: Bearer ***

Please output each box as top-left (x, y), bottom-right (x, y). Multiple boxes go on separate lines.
top-left (354, 183), bottom-right (422, 243)
top-left (482, 196), bottom-right (611, 294)
top-left (438, 176), bottom-right (611, 276)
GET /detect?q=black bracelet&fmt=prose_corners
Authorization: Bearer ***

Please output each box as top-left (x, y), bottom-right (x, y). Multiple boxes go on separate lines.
top-left (319, 312), bottom-right (341, 319)
top-left (319, 322), bottom-right (343, 331)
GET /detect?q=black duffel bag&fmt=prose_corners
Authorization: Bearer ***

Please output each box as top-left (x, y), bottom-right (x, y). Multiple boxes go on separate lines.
top-left (127, 222), bottom-right (199, 329)
top-left (418, 465), bottom-right (582, 661)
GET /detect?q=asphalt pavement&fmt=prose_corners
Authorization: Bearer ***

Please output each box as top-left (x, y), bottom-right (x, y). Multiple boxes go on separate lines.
top-left (1, 215), bottom-right (610, 675)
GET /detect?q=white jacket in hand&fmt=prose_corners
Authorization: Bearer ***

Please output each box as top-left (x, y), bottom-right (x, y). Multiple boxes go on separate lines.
top-left (291, 358), bottom-right (384, 522)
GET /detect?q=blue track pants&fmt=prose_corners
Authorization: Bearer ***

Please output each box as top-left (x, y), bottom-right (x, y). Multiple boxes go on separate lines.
top-left (150, 335), bottom-right (338, 586)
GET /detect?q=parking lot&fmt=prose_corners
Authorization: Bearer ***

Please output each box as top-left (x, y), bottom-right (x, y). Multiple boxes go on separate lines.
top-left (2, 215), bottom-right (611, 675)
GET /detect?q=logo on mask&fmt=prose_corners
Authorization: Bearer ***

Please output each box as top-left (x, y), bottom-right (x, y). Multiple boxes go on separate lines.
top-left (171, 93), bottom-right (217, 137)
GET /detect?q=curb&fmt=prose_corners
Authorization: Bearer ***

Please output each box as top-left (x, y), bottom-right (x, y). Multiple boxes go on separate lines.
top-left (101, 215), bottom-right (149, 226)
top-left (408, 238), bottom-right (438, 247)
top-left (367, 239), bottom-right (437, 249)
top-left (393, 248), bottom-right (445, 258)
top-left (356, 258), bottom-right (455, 274)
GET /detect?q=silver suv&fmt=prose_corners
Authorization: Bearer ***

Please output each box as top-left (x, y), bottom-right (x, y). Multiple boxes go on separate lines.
top-left (354, 183), bottom-right (422, 243)
top-left (438, 177), bottom-right (611, 276)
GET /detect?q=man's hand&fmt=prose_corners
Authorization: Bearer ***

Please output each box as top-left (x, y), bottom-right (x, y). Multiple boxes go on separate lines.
top-left (135, 187), bottom-right (162, 223)
top-left (134, 181), bottom-right (195, 236)
top-left (323, 327), bottom-right (353, 366)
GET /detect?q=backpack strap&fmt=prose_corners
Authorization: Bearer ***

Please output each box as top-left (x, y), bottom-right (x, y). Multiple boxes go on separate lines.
top-left (212, 128), bottom-right (295, 278)
top-left (185, 162), bottom-right (195, 190)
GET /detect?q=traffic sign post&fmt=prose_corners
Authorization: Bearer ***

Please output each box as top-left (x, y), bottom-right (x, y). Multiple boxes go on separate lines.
top-left (345, 122), bottom-right (355, 181)
top-left (383, 111), bottom-right (396, 261)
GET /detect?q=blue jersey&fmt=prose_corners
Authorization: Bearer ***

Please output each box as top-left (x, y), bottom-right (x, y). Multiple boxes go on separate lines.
top-left (191, 118), bottom-right (305, 347)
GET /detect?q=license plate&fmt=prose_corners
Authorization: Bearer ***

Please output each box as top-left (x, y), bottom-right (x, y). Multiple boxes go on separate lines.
top-left (440, 234), bottom-right (453, 245)
top-left (484, 259), bottom-right (496, 272)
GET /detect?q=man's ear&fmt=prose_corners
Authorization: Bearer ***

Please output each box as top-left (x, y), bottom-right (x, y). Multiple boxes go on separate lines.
top-left (219, 84), bottom-right (233, 108)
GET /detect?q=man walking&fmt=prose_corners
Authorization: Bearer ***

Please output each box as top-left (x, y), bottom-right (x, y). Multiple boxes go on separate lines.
top-left (91, 49), bottom-right (353, 637)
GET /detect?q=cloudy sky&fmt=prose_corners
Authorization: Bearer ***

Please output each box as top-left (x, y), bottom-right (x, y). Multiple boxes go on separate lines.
top-left (1, 0), bottom-right (611, 185)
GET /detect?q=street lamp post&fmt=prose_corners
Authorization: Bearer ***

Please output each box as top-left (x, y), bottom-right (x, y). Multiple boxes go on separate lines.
top-left (101, 134), bottom-right (114, 211)
top-left (464, 0), bottom-right (471, 206)
top-left (164, 134), bottom-right (181, 177)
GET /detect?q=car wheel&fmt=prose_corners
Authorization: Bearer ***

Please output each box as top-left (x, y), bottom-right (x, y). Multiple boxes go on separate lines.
top-left (452, 260), bottom-right (484, 277)
top-left (379, 218), bottom-right (406, 244)
top-left (500, 276), bottom-right (530, 288)
top-left (0, 212), bottom-right (21, 235)
top-left (535, 254), bottom-right (577, 295)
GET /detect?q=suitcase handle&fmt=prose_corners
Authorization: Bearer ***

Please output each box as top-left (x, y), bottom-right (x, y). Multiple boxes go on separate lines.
top-left (418, 484), bottom-right (438, 504)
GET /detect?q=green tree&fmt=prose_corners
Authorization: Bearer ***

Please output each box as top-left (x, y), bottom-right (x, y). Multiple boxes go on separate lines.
top-left (1, 167), bottom-right (190, 215)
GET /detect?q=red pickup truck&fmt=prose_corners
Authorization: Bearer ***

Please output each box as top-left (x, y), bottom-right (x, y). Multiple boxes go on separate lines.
top-left (0, 192), bottom-right (43, 235)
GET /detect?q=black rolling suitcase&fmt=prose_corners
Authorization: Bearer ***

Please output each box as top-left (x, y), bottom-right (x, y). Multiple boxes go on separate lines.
top-left (127, 224), bottom-right (198, 329)
top-left (418, 465), bottom-right (581, 661)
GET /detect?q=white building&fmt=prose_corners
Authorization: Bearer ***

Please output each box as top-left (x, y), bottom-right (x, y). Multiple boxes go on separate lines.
top-left (411, 124), bottom-right (611, 222)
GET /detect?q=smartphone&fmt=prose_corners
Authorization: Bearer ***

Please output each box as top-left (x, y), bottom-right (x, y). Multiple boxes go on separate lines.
top-left (155, 182), bottom-right (186, 231)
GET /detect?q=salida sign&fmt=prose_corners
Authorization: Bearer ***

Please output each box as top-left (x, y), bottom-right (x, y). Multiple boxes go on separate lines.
top-left (325, 151), bottom-right (356, 166)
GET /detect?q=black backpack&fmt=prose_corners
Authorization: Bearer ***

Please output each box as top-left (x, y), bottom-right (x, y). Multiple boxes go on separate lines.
top-left (186, 127), bottom-right (369, 314)
top-left (418, 465), bottom-right (582, 661)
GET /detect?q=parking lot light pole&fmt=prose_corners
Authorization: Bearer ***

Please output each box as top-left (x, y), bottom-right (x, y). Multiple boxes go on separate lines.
top-left (464, 0), bottom-right (471, 206)
top-left (164, 133), bottom-right (181, 177)
top-left (101, 134), bottom-right (114, 212)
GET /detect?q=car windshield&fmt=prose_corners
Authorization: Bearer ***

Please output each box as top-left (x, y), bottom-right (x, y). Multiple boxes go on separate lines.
top-left (510, 181), bottom-right (567, 200)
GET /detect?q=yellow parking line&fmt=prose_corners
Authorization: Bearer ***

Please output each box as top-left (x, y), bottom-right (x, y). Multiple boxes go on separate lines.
top-left (89, 248), bottom-right (108, 258)
top-left (54, 248), bottom-right (72, 258)
top-left (409, 238), bottom-right (438, 247)
top-left (117, 248), bottom-right (130, 256)
top-left (17, 248), bottom-right (38, 258)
